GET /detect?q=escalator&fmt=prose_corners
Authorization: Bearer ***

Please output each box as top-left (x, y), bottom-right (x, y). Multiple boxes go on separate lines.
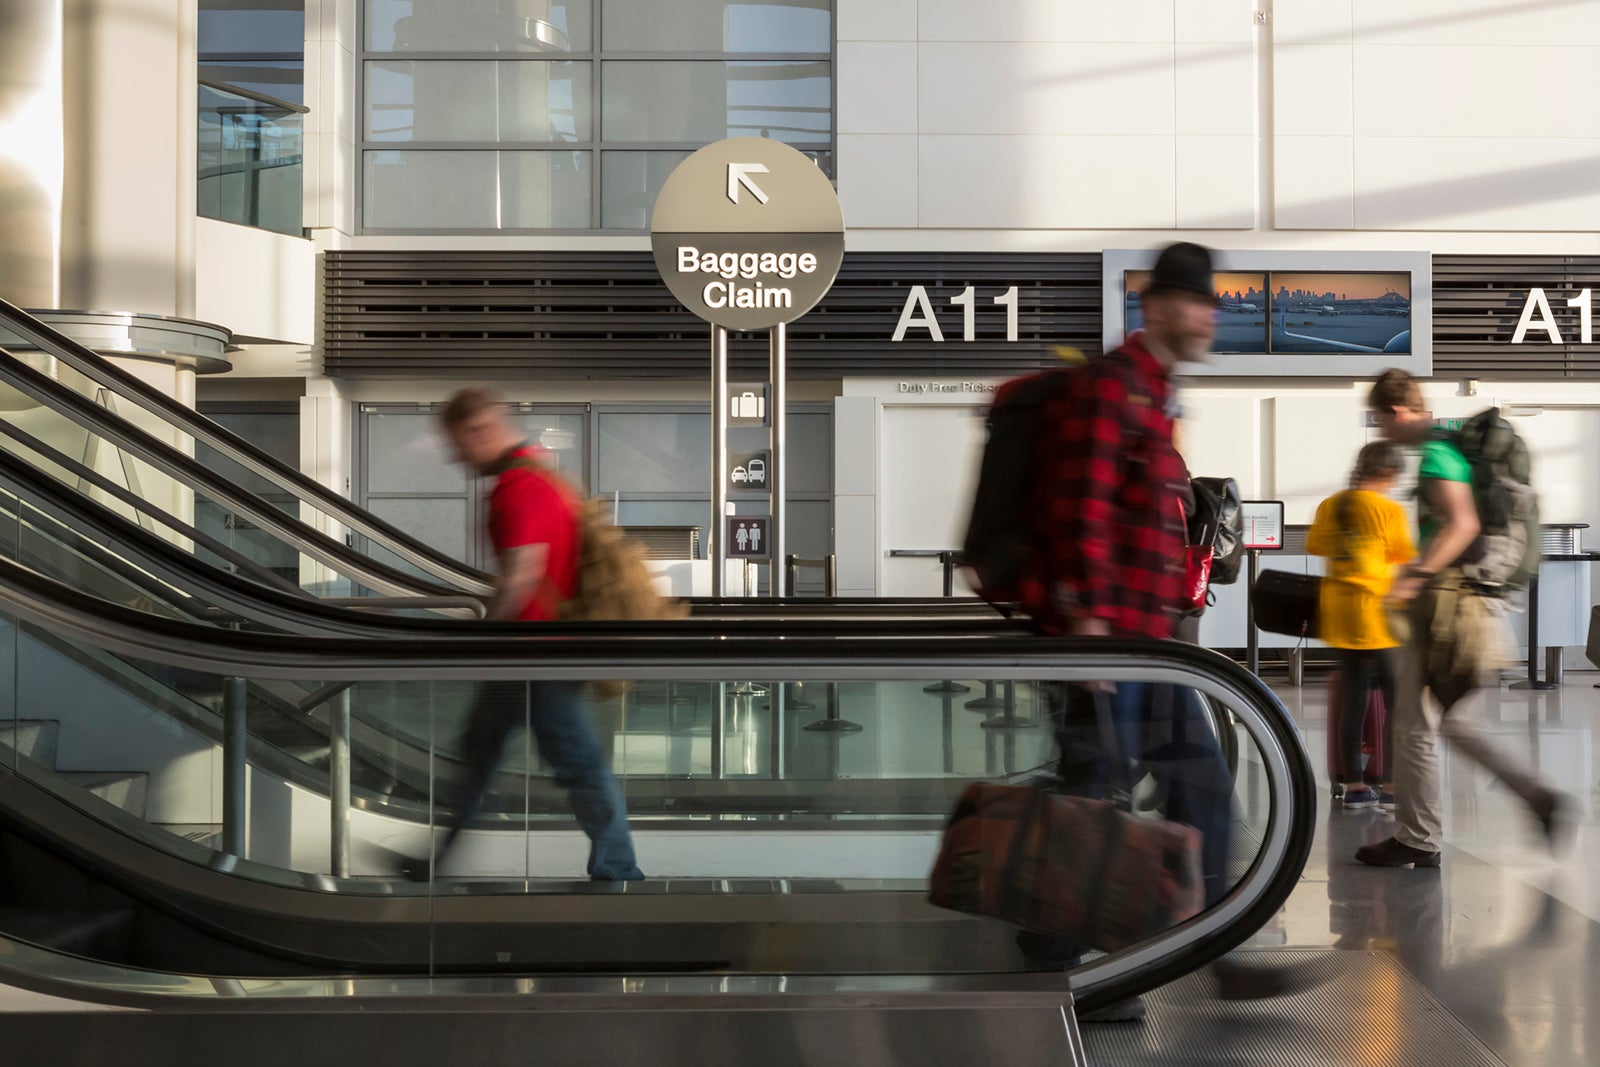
top-left (0, 301), bottom-right (1316, 1061)
top-left (0, 555), bottom-right (1316, 1012)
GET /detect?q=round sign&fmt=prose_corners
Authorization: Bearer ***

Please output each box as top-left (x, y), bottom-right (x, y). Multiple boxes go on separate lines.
top-left (650, 138), bottom-right (845, 332)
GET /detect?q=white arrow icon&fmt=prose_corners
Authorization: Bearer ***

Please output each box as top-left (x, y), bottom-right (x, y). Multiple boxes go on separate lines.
top-left (726, 162), bottom-right (770, 206)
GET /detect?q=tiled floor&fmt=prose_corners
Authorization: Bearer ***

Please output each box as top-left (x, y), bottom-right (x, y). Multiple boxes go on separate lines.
top-left (1241, 669), bottom-right (1600, 1067)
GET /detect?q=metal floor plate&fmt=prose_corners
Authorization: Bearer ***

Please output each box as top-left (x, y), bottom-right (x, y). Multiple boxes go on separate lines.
top-left (1080, 950), bottom-right (1507, 1067)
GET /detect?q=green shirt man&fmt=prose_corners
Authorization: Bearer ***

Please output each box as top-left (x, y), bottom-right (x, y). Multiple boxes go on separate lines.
top-left (1416, 437), bottom-right (1473, 549)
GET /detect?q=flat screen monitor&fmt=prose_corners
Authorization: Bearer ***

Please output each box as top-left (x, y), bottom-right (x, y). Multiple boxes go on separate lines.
top-left (1125, 271), bottom-right (1270, 353)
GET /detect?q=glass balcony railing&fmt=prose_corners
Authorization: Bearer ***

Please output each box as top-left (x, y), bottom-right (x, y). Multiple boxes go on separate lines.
top-left (197, 80), bottom-right (307, 237)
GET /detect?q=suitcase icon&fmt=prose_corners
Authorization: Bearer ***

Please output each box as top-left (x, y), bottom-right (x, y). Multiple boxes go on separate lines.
top-left (732, 391), bottom-right (766, 420)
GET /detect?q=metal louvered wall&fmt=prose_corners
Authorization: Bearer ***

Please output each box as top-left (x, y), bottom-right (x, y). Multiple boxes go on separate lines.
top-left (323, 251), bottom-right (1101, 380)
top-left (1432, 255), bottom-right (1600, 380)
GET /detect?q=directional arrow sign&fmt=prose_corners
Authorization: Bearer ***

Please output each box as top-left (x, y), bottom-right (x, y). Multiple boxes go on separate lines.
top-left (650, 138), bottom-right (845, 332)
top-left (726, 163), bottom-right (770, 206)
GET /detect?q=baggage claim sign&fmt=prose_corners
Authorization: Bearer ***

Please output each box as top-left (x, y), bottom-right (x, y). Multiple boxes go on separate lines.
top-left (650, 138), bottom-right (844, 332)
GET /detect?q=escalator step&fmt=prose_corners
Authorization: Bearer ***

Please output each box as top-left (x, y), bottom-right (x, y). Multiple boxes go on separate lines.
top-left (58, 771), bottom-right (149, 819)
top-left (0, 720), bottom-right (61, 769)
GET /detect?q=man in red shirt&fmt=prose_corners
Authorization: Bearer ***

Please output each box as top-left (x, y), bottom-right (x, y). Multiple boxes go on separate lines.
top-left (402, 387), bottom-right (643, 882)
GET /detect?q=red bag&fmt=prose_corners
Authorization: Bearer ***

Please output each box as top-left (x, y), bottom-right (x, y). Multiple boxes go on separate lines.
top-left (928, 782), bottom-right (1204, 952)
top-left (1178, 501), bottom-right (1213, 613)
top-left (1181, 545), bottom-right (1214, 614)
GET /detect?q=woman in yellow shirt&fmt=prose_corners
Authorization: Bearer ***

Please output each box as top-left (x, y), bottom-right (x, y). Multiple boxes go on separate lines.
top-left (1306, 442), bottom-right (1416, 809)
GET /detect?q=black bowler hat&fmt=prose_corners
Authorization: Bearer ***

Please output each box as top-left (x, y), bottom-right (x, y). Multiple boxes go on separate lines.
top-left (1143, 242), bottom-right (1216, 303)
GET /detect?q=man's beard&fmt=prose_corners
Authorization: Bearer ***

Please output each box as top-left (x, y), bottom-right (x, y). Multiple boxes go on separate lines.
top-left (1177, 333), bottom-right (1214, 364)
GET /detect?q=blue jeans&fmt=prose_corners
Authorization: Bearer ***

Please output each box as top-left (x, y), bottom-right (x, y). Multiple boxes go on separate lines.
top-left (1018, 681), bottom-right (1233, 966)
top-left (440, 680), bottom-right (643, 881)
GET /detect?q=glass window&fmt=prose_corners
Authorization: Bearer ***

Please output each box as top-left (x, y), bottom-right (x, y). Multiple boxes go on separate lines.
top-left (615, 500), bottom-right (711, 532)
top-left (367, 497), bottom-right (469, 560)
top-left (363, 150), bottom-right (592, 229)
top-left (366, 61), bottom-right (590, 143)
top-left (599, 150), bottom-right (690, 229)
top-left (787, 412), bottom-right (831, 494)
top-left (363, 412), bottom-right (466, 494)
top-left (201, 6), bottom-right (306, 55)
top-left (359, 2), bottom-right (833, 231)
top-left (367, 0), bottom-right (592, 53)
top-left (602, 61), bottom-right (830, 144)
top-left (597, 412), bottom-right (710, 493)
top-left (602, 0), bottom-right (830, 53)
top-left (512, 413), bottom-right (589, 492)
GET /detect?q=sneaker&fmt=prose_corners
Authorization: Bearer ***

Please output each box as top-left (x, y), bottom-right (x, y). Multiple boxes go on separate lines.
top-left (1355, 836), bottom-right (1442, 868)
top-left (1377, 791), bottom-right (1397, 813)
top-left (1341, 787), bottom-right (1378, 809)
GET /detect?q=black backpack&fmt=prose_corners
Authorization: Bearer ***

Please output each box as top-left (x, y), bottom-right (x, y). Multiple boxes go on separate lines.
top-left (1449, 408), bottom-right (1540, 596)
top-left (1188, 476), bottom-right (1243, 585)
top-left (961, 352), bottom-right (1139, 606)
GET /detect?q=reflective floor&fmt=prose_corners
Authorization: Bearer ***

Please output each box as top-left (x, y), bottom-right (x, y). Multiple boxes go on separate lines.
top-left (1224, 669), bottom-right (1600, 1067)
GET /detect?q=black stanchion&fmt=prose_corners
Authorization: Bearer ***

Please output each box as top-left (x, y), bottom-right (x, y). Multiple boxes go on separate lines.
top-left (803, 682), bottom-right (861, 733)
top-left (1511, 575), bottom-right (1557, 691)
top-left (979, 681), bottom-right (1036, 730)
top-left (922, 550), bottom-right (971, 694)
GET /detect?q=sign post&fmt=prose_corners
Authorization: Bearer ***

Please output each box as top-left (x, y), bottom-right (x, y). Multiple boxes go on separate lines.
top-left (650, 138), bottom-right (844, 596)
top-left (1240, 501), bottom-right (1286, 676)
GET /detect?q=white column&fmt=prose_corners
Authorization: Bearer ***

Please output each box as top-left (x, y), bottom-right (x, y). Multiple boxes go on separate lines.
top-left (0, 0), bottom-right (65, 308)
top-left (60, 0), bottom-right (195, 317)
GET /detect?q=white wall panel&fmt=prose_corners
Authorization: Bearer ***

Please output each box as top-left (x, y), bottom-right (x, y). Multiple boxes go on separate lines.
top-left (1274, 44), bottom-right (1354, 137)
top-left (919, 135), bottom-right (1176, 229)
top-left (1275, 135), bottom-right (1355, 229)
top-left (838, 135), bottom-right (918, 229)
top-left (1351, 0), bottom-right (1600, 47)
top-left (1275, 0), bottom-right (1353, 46)
top-left (1270, 394), bottom-right (1367, 522)
top-left (1179, 393), bottom-right (1263, 496)
top-left (1177, 0), bottom-right (1256, 43)
top-left (1352, 136), bottom-right (1600, 232)
top-left (1353, 46), bottom-right (1600, 140)
top-left (918, 0), bottom-right (1174, 43)
top-left (837, 0), bottom-right (917, 41)
top-left (195, 218), bottom-right (316, 344)
top-left (918, 43), bottom-right (1175, 137)
top-left (1176, 43), bottom-right (1255, 136)
top-left (838, 42), bottom-right (918, 134)
top-left (1177, 135), bottom-right (1255, 229)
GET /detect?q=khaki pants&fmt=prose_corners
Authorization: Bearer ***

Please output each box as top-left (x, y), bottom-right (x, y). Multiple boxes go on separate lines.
top-left (1392, 577), bottom-right (1547, 852)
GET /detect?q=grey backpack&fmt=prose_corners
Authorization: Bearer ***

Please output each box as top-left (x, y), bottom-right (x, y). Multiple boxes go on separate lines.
top-left (1450, 408), bottom-right (1540, 597)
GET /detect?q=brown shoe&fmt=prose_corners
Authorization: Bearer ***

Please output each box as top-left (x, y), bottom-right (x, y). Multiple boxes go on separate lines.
top-left (1355, 836), bottom-right (1441, 868)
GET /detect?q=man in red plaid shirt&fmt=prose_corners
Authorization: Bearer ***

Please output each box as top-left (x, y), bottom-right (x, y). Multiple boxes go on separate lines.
top-left (1021, 244), bottom-right (1316, 1014)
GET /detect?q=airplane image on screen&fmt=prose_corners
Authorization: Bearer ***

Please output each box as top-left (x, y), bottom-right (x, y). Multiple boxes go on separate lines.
top-left (1274, 299), bottom-right (1410, 353)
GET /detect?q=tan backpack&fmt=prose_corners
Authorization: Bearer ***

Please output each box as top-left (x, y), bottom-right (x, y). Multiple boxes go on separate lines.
top-left (510, 459), bottom-right (688, 699)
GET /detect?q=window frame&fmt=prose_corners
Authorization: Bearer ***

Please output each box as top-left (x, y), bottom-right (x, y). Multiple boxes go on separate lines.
top-left (352, 399), bottom-right (832, 575)
top-left (355, 1), bottom-right (836, 234)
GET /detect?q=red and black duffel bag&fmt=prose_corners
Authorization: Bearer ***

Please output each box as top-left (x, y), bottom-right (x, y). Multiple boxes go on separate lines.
top-left (928, 782), bottom-right (1205, 951)
top-left (929, 689), bottom-right (1206, 952)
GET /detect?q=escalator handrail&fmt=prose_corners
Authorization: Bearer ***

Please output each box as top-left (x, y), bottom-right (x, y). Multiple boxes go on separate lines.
top-left (0, 339), bottom-right (474, 600)
top-left (0, 298), bottom-right (492, 594)
top-left (0, 417), bottom-right (309, 598)
top-left (0, 451), bottom-right (1024, 643)
top-left (0, 447), bottom-right (1030, 641)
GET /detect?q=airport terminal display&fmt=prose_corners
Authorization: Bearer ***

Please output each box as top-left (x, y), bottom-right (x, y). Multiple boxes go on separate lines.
top-left (1125, 269), bottom-right (1413, 356)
